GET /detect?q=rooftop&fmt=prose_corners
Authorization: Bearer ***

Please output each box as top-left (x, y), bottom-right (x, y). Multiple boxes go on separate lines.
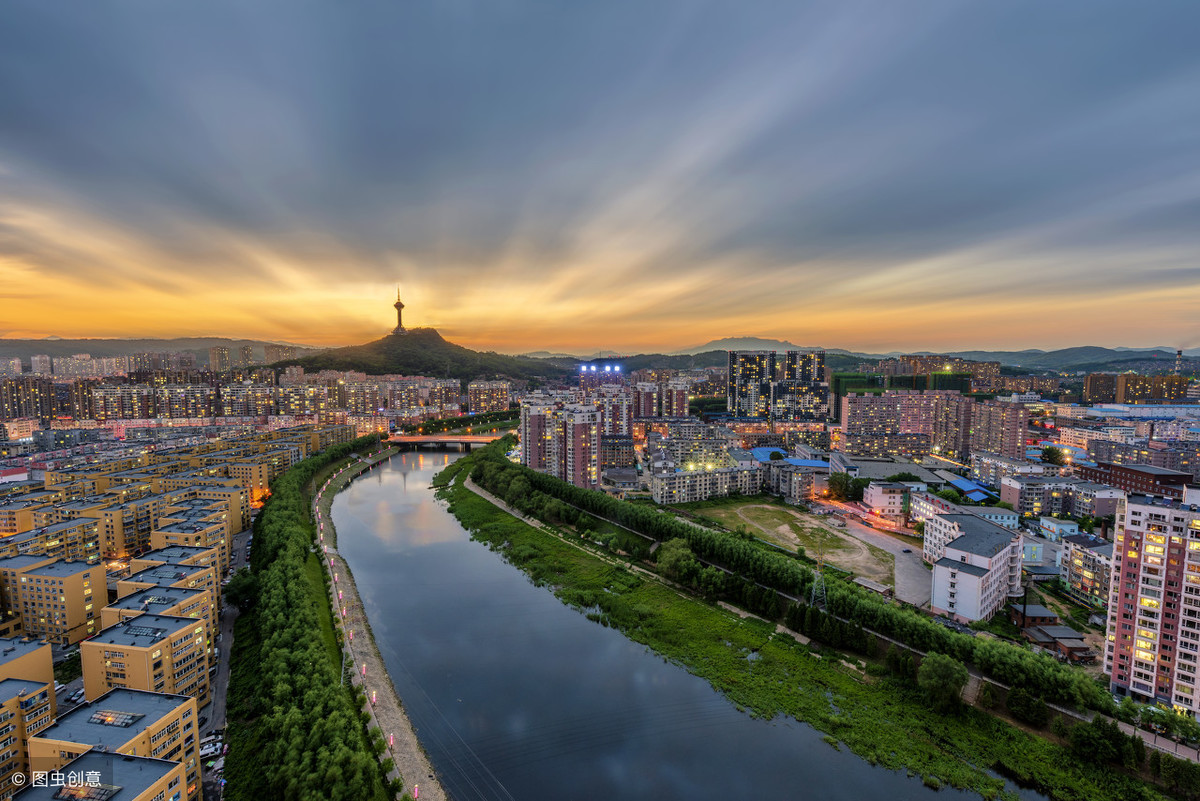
top-left (934, 557), bottom-right (989, 578)
top-left (34, 688), bottom-right (192, 749)
top-left (0, 677), bottom-right (48, 703)
top-left (88, 615), bottom-right (198, 648)
top-left (123, 564), bottom-right (208, 586)
top-left (13, 751), bottom-right (181, 799)
top-left (941, 514), bottom-right (1016, 558)
top-left (107, 587), bottom-right (205, 614)
top-left (0, 637), bottom-right (48, 666)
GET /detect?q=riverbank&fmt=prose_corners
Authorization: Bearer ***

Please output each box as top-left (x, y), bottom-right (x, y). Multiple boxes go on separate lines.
top-left (439, 448), bottom-right (1168, 801)
top-left (314, 448), bottom-right (448, 801)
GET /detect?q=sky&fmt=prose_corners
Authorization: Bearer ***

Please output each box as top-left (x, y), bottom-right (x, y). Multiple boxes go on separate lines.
top-left (2, 1), bottom-right (1200, 355)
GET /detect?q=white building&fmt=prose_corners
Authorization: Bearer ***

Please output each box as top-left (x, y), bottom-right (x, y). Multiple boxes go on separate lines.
top-left (649, 465), bottom-right (762, 504)
top-left (930, 517), bottom-right (1023, 622)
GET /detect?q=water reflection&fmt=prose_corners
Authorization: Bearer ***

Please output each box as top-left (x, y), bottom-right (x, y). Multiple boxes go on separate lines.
top-left (334, 452), bottom-right (1026, 801)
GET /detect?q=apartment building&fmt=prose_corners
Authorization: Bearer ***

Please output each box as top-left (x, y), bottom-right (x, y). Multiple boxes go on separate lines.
top-left (1061, 534), bottom-right (1114, 610)
top-left (102, 587), bottom-right (211, 635)
top-left (0, 557), bottom-right (101, 645)
top-left (0, 678), bottom-right (53, 798)
top-left (969, 400), bottom-right (1029, 460)
top-left (999, 476), bottom-right (1123, 518)
top-left (81, 615), bottom-right (209, 706)
top-left (28, 689), bottom-right (201, 800)
top-left (1105, 492), bottom-right (1200, 708)
top-left (929, 518), bottom-right (1023, 622)
top-left (1076, 462), bottom-right (1193, 500)
top-left (14, 751), bottom-right (188, 801)
top-left (467, 381), bottom-right (511, 414)
top-left (649, 465), bottom-right (762, 504)
top-left (969, 451), bottom-right (1048, 489)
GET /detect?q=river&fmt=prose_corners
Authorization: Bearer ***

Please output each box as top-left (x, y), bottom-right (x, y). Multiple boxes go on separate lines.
top-left (331, 451), bottom-right (1025, 801)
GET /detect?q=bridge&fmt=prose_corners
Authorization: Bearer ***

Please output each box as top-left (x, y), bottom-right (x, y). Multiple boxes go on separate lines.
top-left (387, 433), bottom-right (507, 449)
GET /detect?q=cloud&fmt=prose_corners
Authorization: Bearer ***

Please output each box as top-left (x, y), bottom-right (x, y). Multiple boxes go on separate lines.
top-left (0, 0), bottom-right (1198, 351)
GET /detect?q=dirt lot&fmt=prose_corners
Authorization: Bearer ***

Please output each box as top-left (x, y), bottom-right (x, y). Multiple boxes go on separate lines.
top-left (691, 503), bottom-right (895, 588)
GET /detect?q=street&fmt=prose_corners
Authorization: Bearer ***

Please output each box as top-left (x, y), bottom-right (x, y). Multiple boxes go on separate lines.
top-left (201, 523), bottom-right (253, 800)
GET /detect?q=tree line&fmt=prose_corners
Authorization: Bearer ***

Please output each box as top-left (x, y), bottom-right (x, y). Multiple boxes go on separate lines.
top-left (468, 438), bottom-right (1109, 712)
top-left (224, 434), bottom-right (399, 801)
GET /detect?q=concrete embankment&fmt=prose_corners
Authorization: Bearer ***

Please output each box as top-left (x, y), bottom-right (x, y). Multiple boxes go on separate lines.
top-left (313, 447), bottom-right (448, 801)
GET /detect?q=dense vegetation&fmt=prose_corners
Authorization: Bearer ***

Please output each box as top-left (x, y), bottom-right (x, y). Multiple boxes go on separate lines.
top-left (399, 409), bottom-right (517, 434)
top-left (442, 443), bottom-right (1171, 801)
top-left (467, 438), bottom-right (1108, 712)
top-left (224, 434), bottom-right (398, 801)
top-left (279, 326), bottom-right (566, 381)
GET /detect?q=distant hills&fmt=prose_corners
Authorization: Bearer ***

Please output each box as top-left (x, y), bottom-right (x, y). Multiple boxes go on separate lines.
top-left (281, 328), bottom-right (570, 382)
top-left (0, 337), bottom-right (317, 363)
top-left (671, 339), bottom-right (1197, 373)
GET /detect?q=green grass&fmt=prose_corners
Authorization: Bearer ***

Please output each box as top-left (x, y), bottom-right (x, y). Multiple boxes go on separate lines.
top-left (439, 455), bottom-right (1168, 801)
top-left (53, 652), bottom-right (81, 683)
top-left (305, 551), bottom-right (341, 665)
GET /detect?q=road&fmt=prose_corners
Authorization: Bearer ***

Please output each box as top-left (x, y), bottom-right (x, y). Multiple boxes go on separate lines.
top-left (201, 523), bottom-right (253, 801)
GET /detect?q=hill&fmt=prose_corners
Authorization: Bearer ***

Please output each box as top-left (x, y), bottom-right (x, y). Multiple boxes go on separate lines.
top-left (0, 337), bottom-right (318, 363)
top-left (281, 327), bottom-right (568, 381)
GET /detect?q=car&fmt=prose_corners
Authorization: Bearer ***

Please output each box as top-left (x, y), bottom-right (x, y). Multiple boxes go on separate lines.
top-left (54, 683), bottom-right (67, 695)
top-left (200, 743), bottom-right (222, 759)
top-left (902, 548), bottom-right (912, 553)
top-left (69, 689), bottom-right (85, 703)
top-left (198, 716), bottom-right (208, 728)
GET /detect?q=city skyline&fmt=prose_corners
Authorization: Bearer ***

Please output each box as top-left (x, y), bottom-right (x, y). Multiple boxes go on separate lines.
top-left (3, 2), bottom-right (1200, 353)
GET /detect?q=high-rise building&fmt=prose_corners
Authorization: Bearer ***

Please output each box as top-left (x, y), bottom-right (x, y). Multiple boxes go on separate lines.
top-left (467, 381), bottom-right (512, 414)
top-left (633, 383), bottom-right (660, 419)
top-left (661, 379), bottom-right (691, 418)
top-left (519, 401), bottom-right (600, 489)
top-left (208, 347), bottom-right (230, 373)
top-left (1115, 374), bottom-right (1189, 405)
top-left (0, 376), bottom-right (55, 422)
top-left (29, 355), bottom-right (51, 376)
top-left (727, 351), bottom-right (775, 419)
top-left (550, 405), bottom-right (600, 489)
top-left (781, 350), bottom-right (824, 383)
top-left (1105, 491), bottom-right (1200, 709)
top-left (264, 344), bottom-right (296, 363)
top-left (239, 344), bottom-right (254, 367)
top-left (1084, 374), bottom-right (1118, 404)
top-left (0, 359), bottom-right (20, 378)
top-left (593, 386), bottom-right (633, 436)
top-left (519, 400), bottom-right (555, 473)
top-left (970, 400), bottom-right (1028, 459)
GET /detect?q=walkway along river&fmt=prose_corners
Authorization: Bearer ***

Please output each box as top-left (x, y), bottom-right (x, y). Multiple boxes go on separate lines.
top-left (330, 451), bottom-right (1044, 801)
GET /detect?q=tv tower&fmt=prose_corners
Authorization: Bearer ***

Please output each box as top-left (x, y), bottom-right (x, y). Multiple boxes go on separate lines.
top-left (392, 287), bottom-right (406, 335)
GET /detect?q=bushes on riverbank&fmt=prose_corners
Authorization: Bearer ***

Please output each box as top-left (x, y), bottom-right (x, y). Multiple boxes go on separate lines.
top-left (467, 438), bottom-right (1107, 713)
top-left (224, 435), bottom-right (395, 801)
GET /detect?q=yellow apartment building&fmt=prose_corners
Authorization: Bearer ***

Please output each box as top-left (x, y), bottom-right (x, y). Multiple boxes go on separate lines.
top-left (28, 688), bottom-right (201, 800)
top-left (0, 557), bottom-right (101, 645)
top-left (81, 615), bottom-right (209, 708)
top-left (15, 750), bottom-right (188, 801)
top-left (0, 678), bottom-right (53, 798)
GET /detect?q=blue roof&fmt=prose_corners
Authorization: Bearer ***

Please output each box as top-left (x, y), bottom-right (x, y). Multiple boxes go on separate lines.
top-left (947, 476), bottom-right (984, 493)
top-left (964, 490), bottom-right (991, 502)
top-left (751, 447), bottom-right (787, 461)
top-left (786, 459), bottom-right (830, 468)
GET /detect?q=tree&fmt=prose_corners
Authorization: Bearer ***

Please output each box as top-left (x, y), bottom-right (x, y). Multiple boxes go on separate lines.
top-left (827, 472), bottom-right (855, 501)
top-left (769, 451), bottom-right (785, 461)
top-left (656, 538), bottom-right (699, 584)
top-left (994, 501), bottom-right (1015, 511)
top-left (1041, 446), bottom-right (1066, 466)
top-left (224, 568), bottom-right (258, 612)
top-left (936, 488), bottom-right (963, 504)
top-left (917, 653), bottom-right (968, 713)
top-left (885, 472), bottom-right (921, 483)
